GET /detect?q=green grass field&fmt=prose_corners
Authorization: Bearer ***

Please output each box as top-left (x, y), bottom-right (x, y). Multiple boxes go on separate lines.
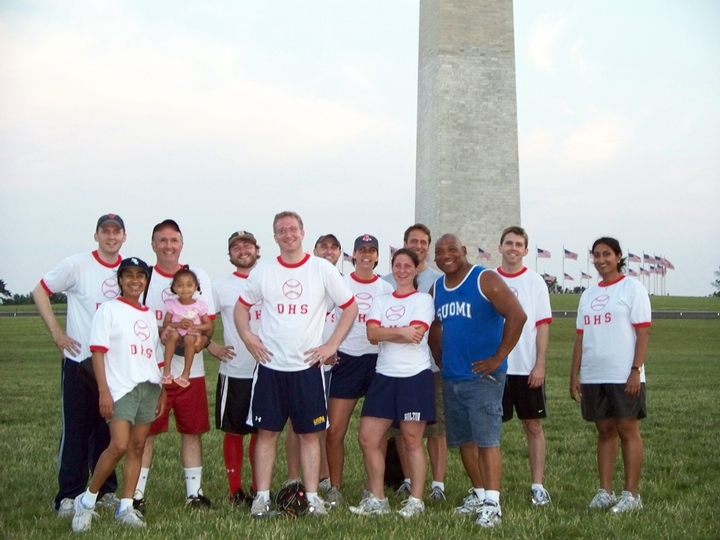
top-left (1, 317), bottom-right (719, 539)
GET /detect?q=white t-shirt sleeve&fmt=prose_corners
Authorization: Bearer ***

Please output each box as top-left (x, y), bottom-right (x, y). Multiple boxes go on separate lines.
top-left (89, 303), bottom-right (111, 351)
top-left (41, 257), bottom-right (76, 294)
top-left (410, 294), bottom-right (435, 329)
top-left (629, 283), bottom-right (652, 327)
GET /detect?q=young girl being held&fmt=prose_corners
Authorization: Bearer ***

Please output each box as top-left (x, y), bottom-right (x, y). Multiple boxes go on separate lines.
top-left (161, 267), bottom-right (212, 388)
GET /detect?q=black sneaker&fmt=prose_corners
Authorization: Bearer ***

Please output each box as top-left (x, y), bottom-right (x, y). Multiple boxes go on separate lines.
top-left (231, 489), bottom-right (254, 508)
top-left (132, 490), bottom-right (146, 516)
top-left (186, 489), bottom-right (212, 509)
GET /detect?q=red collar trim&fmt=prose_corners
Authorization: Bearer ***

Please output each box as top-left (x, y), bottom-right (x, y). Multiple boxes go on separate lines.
top-left (232, 271), bottom-right (249, 279)
top-left (599, 274), bottom-right (626, 287)
top-left (350, 272), bottom-right (378, 284)
top-left (496, 266), bottom-right (527, 278)
top-left (118, 297), bottom-right (149, 311)
top-left (277, 253), bottom-right (310, 268)
top-left (92, 251), bottom-right (122, 269)
top-left (153, 264), bottom-right (183, 278)
top-left (392, 290), bottom-right (418, 299)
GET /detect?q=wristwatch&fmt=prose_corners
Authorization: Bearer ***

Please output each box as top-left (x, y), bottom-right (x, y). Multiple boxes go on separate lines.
top-left (630, 365), bottom-right (643, 374)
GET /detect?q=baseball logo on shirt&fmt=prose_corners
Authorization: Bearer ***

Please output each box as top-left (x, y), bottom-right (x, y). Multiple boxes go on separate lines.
top-left (590, 295), bottom-right (610, 311)
top-left (101, 278), bottom-right (119, 298)
top-left (134, 320), bottom-right (151, 341)
top-left (355, 292), bottom-right (373, 311)
top-left (161, 287), bottom-right (175, 302)
top-left (386, 305), bottom-right (406, 321)
top-left (508, 286), bottom-right (519, 298)
top-left (282, 279), bottom-right (303, 299)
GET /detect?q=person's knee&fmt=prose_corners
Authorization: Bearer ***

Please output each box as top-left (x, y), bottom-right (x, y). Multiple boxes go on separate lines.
top-left (108, 438), bottom-right (129, 457)
top-left (522, 419), bottom-right (544, 438)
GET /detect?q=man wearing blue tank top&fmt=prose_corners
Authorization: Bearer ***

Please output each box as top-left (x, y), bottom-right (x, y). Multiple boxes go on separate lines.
top-left (429, 234), bottom-right (526, 529)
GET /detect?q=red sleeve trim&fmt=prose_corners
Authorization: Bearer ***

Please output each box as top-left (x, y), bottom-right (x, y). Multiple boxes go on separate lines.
top-left (92, 251), bottom-right (122, 269)
top-left (632, 322), bottom-right (652, 328)
top-left (575, 329), bottom-right (584, 334)
top-left (338, 297), bottom-right (355, 310)
top-left (536, 317), bottom-right (552, 326)
top-left (409, 319), bottom-right (429, 330)
top-left (238, 296), bottom-right (253, 308)
top-left (40, 279), bottom-right (53, 295)
top-left (366, 319), bottom-right (381, 326)
top-left (208, 313), bottom-right (216, 320)
top-left (89, 345), bottom-right (108, 353)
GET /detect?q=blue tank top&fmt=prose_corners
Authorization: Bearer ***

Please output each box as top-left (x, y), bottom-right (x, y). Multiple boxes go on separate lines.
top-left (434, 265), bottom-right (506, 381)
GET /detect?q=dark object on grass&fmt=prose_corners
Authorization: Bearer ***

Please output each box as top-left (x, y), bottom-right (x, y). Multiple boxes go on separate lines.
top-left (384, 437), bottom-right (405, 490)
top-left (274, 481), bottom-right (309, 518)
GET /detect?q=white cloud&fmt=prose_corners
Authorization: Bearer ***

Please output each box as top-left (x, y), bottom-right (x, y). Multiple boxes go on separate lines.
top-left (519, 128), bottom-right (555, 160)
top-left (527, 15), bottom-right (568, 72)
top-left (569, 38), bottom-right (591, 79)
top-left (559, 115), bottom-right (632, 167)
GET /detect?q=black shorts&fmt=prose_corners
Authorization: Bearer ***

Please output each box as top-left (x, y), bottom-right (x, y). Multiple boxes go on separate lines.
top-left (215, 374), bottom-right (257, 435)
top-left (502, 374), bottom-right (548, 422)
top-left (581, 383), bottom-right (647, 422)
top-left (329, 351), bottom-right (377, 399)
top-left (361, 370), bottom-right (436, 425)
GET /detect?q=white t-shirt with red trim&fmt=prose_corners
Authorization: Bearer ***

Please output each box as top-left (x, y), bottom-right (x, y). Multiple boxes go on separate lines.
top-left (367, 291), bottom-right (435, 378)
top-left (238, 254), bottom-right (354, 372)
top-left (40, 250), bottom-right (122, 362)
top-left (494, 267), bottom-right (553, 375)
top-left (145, 264), bottom-right (216, 378)
top-left (338, 272), bottom-right (394, 356)
top-left (576, 275), bottom-right (651, 384)
top-left (89, 297), bottom-right (162, 402)
top-left (212, 272), bottom-right (261, 379)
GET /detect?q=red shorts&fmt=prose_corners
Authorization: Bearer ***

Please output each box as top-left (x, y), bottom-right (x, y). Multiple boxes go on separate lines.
top-left (149, 377), bottom-right (210, 435)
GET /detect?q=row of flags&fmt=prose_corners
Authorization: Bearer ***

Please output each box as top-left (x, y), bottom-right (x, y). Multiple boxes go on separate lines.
top-left (533, 247), bottom-right (675, 270)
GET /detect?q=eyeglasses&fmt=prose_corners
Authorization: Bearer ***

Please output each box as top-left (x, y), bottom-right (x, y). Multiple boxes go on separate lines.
top-left (276, 227), bottom-right (300, 235)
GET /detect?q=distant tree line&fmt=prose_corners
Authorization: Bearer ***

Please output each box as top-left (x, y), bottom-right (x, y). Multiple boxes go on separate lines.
top-left (0, 279), bottom-right (67, 305)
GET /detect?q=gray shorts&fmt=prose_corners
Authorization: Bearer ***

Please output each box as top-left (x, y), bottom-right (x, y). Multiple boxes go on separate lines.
top-left (443, 372), bottom-right (506, 448)
top-left (581, 383), bottom-right (647, 422)
top-left (112, 382), bottom-right (162, 425)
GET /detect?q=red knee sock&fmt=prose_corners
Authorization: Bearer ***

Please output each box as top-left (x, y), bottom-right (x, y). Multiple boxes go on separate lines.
top-left (223, 433), bottom-right (244, 494)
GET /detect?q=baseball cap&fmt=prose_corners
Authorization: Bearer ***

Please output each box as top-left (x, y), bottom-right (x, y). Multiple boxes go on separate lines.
top-left (315, 234), bottom-right (341, 248)
top-left (152, 219), bottom-right (182, 237)
top-left (353, 234), bottom-right (379, 252)
top-left (96, 214), bottom-right (125, 230)
top-left (228, 230), bottom-right (257, 247)
top-left (117, 256), bottom-right (151, 278)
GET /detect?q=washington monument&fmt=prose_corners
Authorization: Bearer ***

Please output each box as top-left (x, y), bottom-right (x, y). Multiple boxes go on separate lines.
top-left (415, 0), bottom-right (521, 261)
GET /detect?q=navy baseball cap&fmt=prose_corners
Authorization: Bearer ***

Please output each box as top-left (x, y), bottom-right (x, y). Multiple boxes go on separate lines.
top-left (315, 234), bottom-right (341, 248)
top-left (353, 234), bottom-right (379, 252)
top-left (152, 219), bottom-right (182, 237)
top-left (96, 214), bottom-right (125, 230)
top-left (117, 257), bottom-right (151, 278)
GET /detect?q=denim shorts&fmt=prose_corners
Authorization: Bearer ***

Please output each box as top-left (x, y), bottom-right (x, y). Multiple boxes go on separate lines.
top-left (443, 372), bottom-right (506, 448)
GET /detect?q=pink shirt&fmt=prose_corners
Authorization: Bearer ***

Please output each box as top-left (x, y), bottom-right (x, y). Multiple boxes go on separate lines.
top-left (164, 298), bottom-right (208, 336)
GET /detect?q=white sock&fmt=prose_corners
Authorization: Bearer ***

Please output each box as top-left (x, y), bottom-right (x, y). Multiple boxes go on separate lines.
top-left (184, 466), bottom-right (202, 497)
top-left (135, 467), bottom-right (150, 496)
top-left (119, 498), bottom-right (133, 512)
top-left (431, 481), bottom-right (445, 491)
top-left (408, 495), bottom-right (422, 504)
top-left (531, 483), bottom-right (544, 491)
top-left (81, 489), bottom-right (98, 508)
top-left (403, 478), bottom-right (411, 485)
top-left (306, 491), bottom-right (318, 501)
top-left (485, 490), bottom-right (500, 504)
top-left (257, 490), bottom-right (270, 502)
top-left (473, 488), bottom-right (485, 500)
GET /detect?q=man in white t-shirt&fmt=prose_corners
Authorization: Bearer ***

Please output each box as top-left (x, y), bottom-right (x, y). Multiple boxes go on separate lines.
top-left (384, 224), bottom-right (446, 501)
top-left (136, 219), bottom-right (216, 511)
top-left (234, 211), bottom-right (357, 518)
top-left (208, 231), bottom-right (262, 506)
top-left (33, 214), bottom-right (127, 516)
top-left (494, 226), bottom-right (553, 507)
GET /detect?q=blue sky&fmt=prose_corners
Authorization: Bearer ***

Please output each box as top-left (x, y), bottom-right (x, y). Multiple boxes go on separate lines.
top-left (1, 1), bottom-right (718, 296)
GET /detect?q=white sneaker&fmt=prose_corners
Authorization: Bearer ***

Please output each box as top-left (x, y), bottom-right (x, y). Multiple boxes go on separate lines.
top-left (429, 485), bottom-right (446, 501)
top-left (531, 486), bottom-right (551, 507)
top-left (394, 481), bottom-right (411, 498)
top-left (475, 500), bottom-right (502, 528)
top-left (57, 498), bottom-right (75, 518)
top-left (454, 489), bottom-right (483, 514)
top-left (318, 477), bottom-right (332, 493)
top-left (115, 507), bottom-right (146, 528)
top-left (612, 491), bottom-right (643, 513)
top-left (307, 495), bottom-right (329, 517)
top-left (96, 492), bottom-right (120, 510)
top-left (397, 497), bottom-right (425, 518)
top-left (588, 489), bottom-right (617, 509)
top-left (359, 489), bottom-right (373, 505)
top-left (282, 478), bottom-right (301, 488)
top-left (348, 495), bottom-right (391, 515)
top-left (250, 494), bottom-right (275, 519)
top-left (71, 496), bottom-right (98, 533)
top-left (325, 486), bottom-right (344, 507)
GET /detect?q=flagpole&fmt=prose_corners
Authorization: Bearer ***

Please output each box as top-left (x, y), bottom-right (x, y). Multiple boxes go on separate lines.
top-left (535, 244), bottom-right (538, 272)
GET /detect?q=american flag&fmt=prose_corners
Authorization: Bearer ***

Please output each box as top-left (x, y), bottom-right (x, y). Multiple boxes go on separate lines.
top-left (628, 253), bottom-right (642, 263)
top-left (581, 271), bottom-right (592, 279)
top-left (628, 268), bottom-right (639, 277)
top-left (542, 272), bottom-right (556, 282)
top-left (640, 267), bottom-right (650, 276)
top-left (564, 249), bottom-right (578, 260)
top-left (564, 272), bottom-right (574, 281)
top-left (660, 256), bottom-right (675, 270)
top-left (342, 252), bottom-right (353, 263)
top-left (537, 248), bottom-right (551, 259)
top-left (588, 249), bottom-right (594, 260)
top-left (643, 254), bottom-right (656, 264)
top-left (389, 246), bottom-right (398, 258)
top-left (477, 247), bottom-right (492, 261)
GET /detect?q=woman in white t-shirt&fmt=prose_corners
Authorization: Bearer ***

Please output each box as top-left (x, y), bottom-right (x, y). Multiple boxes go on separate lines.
top-left (70, 258), bottom-right (165, 533)
top-left (570, 237), bottom-right (651, 514)
top-left (349, 248), bottom-right (435, 518)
